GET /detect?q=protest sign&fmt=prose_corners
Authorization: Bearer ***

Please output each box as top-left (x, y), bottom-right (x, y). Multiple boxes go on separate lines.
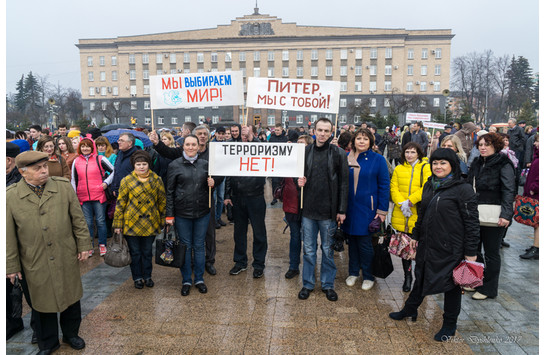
top-left (208, 142), bottom-right (305, 178)
top-left (423, 122), bottom-right (448, 129)
top-left (406, 112), bottom-right (432, 122)
top-left (246, 78), bottom-right (341, 114)
top-left (149, 71), bottom-right (244, 109)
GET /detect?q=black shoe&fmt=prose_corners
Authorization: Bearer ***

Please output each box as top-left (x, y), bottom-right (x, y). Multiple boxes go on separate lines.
top-left (6, 323), bottom-right (24, 340)
top-left (389, 309), bottom-right (418, 322)
top-left (322, 289), bottom-right (338, 302)
top-left (32, 331), bottom-right (38, 344)
top-left (253, 269), bottom-right (264, 278)
top-left (229, 265), bottom-right (247, 275)
top-left (62, 336), bottom-right (86, 350)
top-left (525, 245), bottom-right (535, 252)
top-left (205, 263), bottom-right (217, 275)
top-left (36, 343), bottom-right (60, 355)
top-left (434, 326), bottom-right (457, 341)
top-left (501, 240), bottom-right (510, 248)
top-left (134, 279), bottom-right (144, 289)
top-left (271, 198), bottom-right (278, 205)
top-left (215, 222), bottom-right (221, 229)
top-left (195, 283), bottom-right (208, 294)
top-left (144, 278), bottom-right (154, 288)
top-left (181, 284), bottom-right (191, 296)
top-left (298, 287), bottom-right (313, 300)
top-left (402, 273), bottom-right (413, 292)
top-left (285, 269), bottom-right (300, 279)
top-left (520, 246), bottom-right (539, 260)
top-left (217, 219), bottom-right (227, 226)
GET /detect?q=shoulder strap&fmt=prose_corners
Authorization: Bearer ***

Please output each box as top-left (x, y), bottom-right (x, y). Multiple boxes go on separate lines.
top-left (96, 155), bottom-right (105, 180)
top-left (420, 163), bottom-right (428, 187)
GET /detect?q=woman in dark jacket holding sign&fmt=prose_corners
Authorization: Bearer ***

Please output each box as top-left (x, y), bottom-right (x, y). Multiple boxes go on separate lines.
top-left (389, 148), bottom-right (480, 342)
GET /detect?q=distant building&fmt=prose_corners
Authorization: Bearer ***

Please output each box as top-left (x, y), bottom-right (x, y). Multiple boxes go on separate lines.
top-left (76, 7), bottom-right (453, 128)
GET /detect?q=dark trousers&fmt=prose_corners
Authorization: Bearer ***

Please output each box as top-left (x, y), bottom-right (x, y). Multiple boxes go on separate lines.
top-left (35, 301), bottom-right (82, 350)
top-left (8, 273), bottom-right (37, 340)
top-left (476, 226), bottom-right (503, 298)
top-left (348, 235), bottom-right (374, 281)
top-left (205, 194), bottom-right (216, 265)
top-left (271, 178), bottom-right (282, 199)
top-left (232, 195), bottom-right (268, 270)
top-left (125, 235), bottom-right (156, 281)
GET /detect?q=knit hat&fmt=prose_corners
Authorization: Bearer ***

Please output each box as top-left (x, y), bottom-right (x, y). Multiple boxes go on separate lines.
top-left (67, 130), bottom-right (81, 138)
top-left (11, 139), bottom-right (31, 153)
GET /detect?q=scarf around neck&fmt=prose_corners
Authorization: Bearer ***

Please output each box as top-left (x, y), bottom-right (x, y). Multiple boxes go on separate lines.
top-left (431, 173), bottom-right (453, 191)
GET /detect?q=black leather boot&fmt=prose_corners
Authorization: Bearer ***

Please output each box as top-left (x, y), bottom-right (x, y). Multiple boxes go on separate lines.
top-left (389, 308), bottom-right (418, 322)
top-left (402, 259), bottom-right (413, 292)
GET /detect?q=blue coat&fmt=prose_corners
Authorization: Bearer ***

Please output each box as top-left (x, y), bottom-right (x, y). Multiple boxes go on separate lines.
top-left (343, 150), bottom-right (390, 236)
top-left (111, 146), bottom-right (138, 194)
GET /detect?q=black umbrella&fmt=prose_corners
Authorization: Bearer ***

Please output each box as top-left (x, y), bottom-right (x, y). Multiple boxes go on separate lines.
top-left (100, 123), bottom-right (133, 133)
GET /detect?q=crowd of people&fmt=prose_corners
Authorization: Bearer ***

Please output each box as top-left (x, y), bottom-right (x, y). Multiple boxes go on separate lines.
top-left (5, 116), bottom-right (539, 351)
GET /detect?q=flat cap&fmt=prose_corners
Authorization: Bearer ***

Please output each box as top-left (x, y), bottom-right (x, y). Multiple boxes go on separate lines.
top-left (6, 142), bottom-right (21, 158)
top-left (444, 125), bottom-right (453, 129)
top-left (215, 126), bottom-right (226, 133)
top-left (15, 151), bottom-right (49, 169)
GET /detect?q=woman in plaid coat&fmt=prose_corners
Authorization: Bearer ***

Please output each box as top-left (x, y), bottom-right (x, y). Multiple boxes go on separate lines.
top-left (113, 150), bottom-right (166, 289)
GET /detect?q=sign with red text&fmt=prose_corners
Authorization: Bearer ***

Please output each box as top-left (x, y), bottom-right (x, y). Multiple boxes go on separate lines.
top-left (246, 78), bottom-right (341, 114)
top-left (406, 112), bottom-right (432, 122)
top-left (149, 71), bottom-right (244, 109)
top-left (208, 142), bottom-right (305, 178)
top-left (423, 122), bottom-right (448, 129)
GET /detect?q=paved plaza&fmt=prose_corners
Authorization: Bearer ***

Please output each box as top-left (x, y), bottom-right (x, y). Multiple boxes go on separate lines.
top-left (7, 185), bottom-right (539, 354)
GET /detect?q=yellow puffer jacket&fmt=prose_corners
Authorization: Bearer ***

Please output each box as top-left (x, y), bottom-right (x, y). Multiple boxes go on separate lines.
top-left (390, 159), bottom-right (431, 233)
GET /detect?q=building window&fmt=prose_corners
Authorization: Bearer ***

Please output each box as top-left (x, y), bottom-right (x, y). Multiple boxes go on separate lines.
top-left (184, 69), bottom-right (190, 74)
top-left (420, 82), bottom-right (427, 91)
top-left (422, 48), bottom-right (428, 59)
top-left (87, 56), bottom-right (93, 66)
top-left (421, 65), bottom-right (428, 76)
top-left (296, 67), bottom-right (303, 77)
top-left (340, 49), bottom-right (348, 60)
top-left (340, 66), bottom-right (347, 76)
top-left (111, 56), bottom-right (117, 66)
top-left (211, 52), bottom-right (218, 62)
top-left (420, 100), bottom-right (427, 108)
top-left (369, 98), bottom-right (376, 107)
top-left (241, 68), bottom-right (246, 77)
top-left (225, 52), bottom-right (232, 62)
top-left (142, 54), bottom-right (149, 64)
top-left (144, 101), bottom-right (150, 109)
top-left (385, 65), bottom-right (392, 76)
top-left (170, 53), bottom-right (176, 63)
top-left (158, 116), bottom-right (164, 125)
top-left (157, 70), bottom-right (163, 76)
top-left (355, 66), bottom-right (362, 75)
top-left (268, 68), bottom-right (274, 77)
top-left (355, 82), bottom-right (362, 92)
top-left (297, 50), bottom-right (303, 60)
top-left (238, 51), bottom-right (246, 62)
top-left (90, 102), bottom-right (95, 111)
top-left (370, 65), bottom-right (377, 76)
top-left (353, 115), bottom-right (360, 124)
top-left (434, 82), bottom-right (441, 92)
top-left (145, 117), bottom-right (151, 125)
top-left (384, 98), bottom-right (390, 107)
top-left (279, 50), bottom-right (288, 61)
top-left (296, 115), bottom-right (303, 124)
top-left (99, 56), bottom-right (105, 66)
top-left (435, 64), bottom-right (441, 75)
top-left (197, 53), bottom-right (204, 63)
top-left (184, 53), bottom-right (190, 63)
top-left (101, 101), bottom-right (107, 110)
top-left (171, 117), bottom-right (178, 124)
top-left (254, 51), bottom-right (261, 61)
top-left (433, 98), bottom-right (440, 107)
top-left (88, 72), bottom-right (94, 81)
top-left (112, 86), bottom-right (118, 96)
top-left (384, 81), bottom-right (392, 91)
top-left (197, 68), bottom-right (204, 74)
top-left (435, 48), bottom-right (442, 59)
top-left (267, 51), bottom-right (274, 61)
top-left (408, 48), bottom-right (414, 60)
top-left (253, 68), bottom-right (260, 77)
top-left (355, 49), bottom-right (362, 59)
top-left (130, 101), bottom-right (137, 110)
top-left (311, 49), bottom-right (318, 60)
top-left (369, 81), bottom-right (377, 92)
top-left (310, 114), bottom-right (318, 123)
top-left (129, 54), bottom-right (135, 64)
top-left (340, 99), bottom-right (347, 107)
top-left (267, 115), bottom-right (275, 126)
top-left (339, 114), bottom-right (347, 123)
top-left (354, 98), bottom-right (362, 106)
top-left (99, 71), bottom-right (105, 81)
top-left (340, 82), bottom-right (347, 92)
top-left (140, 70), bottom-right (147, 80)
top-left (385, 48), bottom-right (392, 59)
top-left (129, 70), bottom-right (136, 80)
top-left (112, 101), bottom-right (119, 110)
top-left (156, 53), bottom-right (163, 64)
top-left (325, 66), bottom-right (332, 76)
top-left (407, 65), bottom-right (413, 76)
top-left (130, 85), bottom-right (137, 96)
top-left (282, 67), bottom-right (289, 77)
top-left (100, 87), bottom-right (107, 96)
top-left (144, 85), bottom-right (150, 95)
top-left (185, 116), bottom-right (192, 122)
top-left (326, 49), bottom-right (333, 60)
top-left (407, 82), bottom-right (413, 91)
top-left (311, 66), bottom-right (318, 77)
top-left (370, 48), bottom-right (377, 59)
top-left (171, 69), bottom-right (177, 74)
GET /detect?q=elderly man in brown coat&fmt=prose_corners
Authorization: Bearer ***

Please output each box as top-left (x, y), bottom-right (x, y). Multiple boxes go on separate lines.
top-left (6, 151), bottom-right (92, 355)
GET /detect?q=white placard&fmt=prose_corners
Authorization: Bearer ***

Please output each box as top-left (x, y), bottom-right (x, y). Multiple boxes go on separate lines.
top-left (208, 142), bottom-right (305, 178)
top-left (423, 122), bottom-right (448, 129)
top-left (406, 112), bottom-right (432, 122)
top-left (149, 71), bottom-right (244, 109)
top-left (246, 77), bottom-right (341, 114)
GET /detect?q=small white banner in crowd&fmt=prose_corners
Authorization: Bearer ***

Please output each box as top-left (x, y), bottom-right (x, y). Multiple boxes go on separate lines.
top-left (423, 122), bottom-right (448, 129)
top-left (246, 77), bottom-right (341, 114)
top-left (208, 142), bottom-right (305, 178)
top-left (406, 112), bottom-right (432, 122)
top-left (149, 71), bottom-right (244, 109)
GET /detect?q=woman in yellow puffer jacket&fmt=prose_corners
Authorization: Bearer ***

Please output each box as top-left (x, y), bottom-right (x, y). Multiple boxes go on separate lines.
top-left (390, 142), bottom-right (432, 292)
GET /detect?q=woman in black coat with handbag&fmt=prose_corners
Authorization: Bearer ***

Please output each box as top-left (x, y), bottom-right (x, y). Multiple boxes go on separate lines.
top-left (389, 148), bottom-right (480, 342)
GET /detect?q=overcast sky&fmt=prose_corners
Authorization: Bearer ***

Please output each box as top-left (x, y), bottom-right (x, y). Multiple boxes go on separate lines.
top-left (5, 0), bottom-right (540, 94)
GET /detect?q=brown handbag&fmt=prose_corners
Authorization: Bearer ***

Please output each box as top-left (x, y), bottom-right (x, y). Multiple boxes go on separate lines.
top-left (104, 232), bottom-right (132, 267)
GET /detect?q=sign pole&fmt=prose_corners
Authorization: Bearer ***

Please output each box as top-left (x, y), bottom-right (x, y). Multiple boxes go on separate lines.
top-left (334, 113), bottom-right (339, 139)
top-left (209, 175), bottom-right (212, 208)
top-left (151, 109), bottom-right (155, 131)
top-left (428, 127), bottom-right (436, 158)
top-left (300, 186), bottom-right (304, 209)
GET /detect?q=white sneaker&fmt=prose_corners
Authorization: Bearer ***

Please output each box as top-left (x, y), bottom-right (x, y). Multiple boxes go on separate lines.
top-left (345, 276), bottom-right (358, 287)
top-left (361, 280), bottom-right (375, 291)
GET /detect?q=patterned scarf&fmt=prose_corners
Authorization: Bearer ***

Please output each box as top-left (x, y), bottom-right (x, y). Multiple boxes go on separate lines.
top-left (431, 173), bottom-right (453, 191)
top-left (26, 183), bottom-right (45, 199)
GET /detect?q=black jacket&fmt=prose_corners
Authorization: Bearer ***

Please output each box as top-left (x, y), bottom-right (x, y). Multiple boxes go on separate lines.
top-left (268, 131), bottom-right (288, 143)
top-left (412, 178), bottom-right (480, 296)
top-left (303, 141), bottom-right (349, 219)
top-left (467, 153), bottom-right (516, 220)
top-left (224, 138), bottom-right (266, 199)
top-left (6, 168), bottom-right (22, 187)
top-left (508, 125), bottom-right (525, 152)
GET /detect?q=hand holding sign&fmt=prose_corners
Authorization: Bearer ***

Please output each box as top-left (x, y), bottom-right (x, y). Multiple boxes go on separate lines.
top-left (149, 130), bottom-right (159, 145)
top-left (298, 177), bottom-right (307, 187)
top-left (207, 177), bottom-right (215, 188)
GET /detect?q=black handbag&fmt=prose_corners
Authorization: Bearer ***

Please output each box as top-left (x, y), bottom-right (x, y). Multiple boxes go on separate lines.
top-left (155, 225), bottom-right (187, 268)
top-left (332, 222), bottom-right (346, 252)
top-left (372, 224), bottom-right (394, 279)
top-left (10, 276), bottom-right (23, 319)
top-left (104, 232), bottom-right (132, 267)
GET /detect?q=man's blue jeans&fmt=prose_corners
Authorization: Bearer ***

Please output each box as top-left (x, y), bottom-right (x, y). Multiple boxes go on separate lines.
top-left (175, 213), bottom-right (210, 285)
top-left (214, 180), bottom-right (225, 221)
top-left (81, 201), bottom-right (107, 246)
top-left (301, 217), bottom-right (337, 290)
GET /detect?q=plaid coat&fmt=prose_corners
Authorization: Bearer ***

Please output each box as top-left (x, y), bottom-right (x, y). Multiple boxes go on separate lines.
top-left (113, 171), bottom-right (166, 236)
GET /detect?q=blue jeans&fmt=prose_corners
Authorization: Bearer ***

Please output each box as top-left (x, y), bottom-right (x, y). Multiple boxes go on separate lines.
top-left (125, 235), bottom-right (156, 281)
top-left (214, 180), bottom-right (225, 221)
top-left (301, 217), bottom-right (337, 290)
top-left (288, 219), bottom-right (302, 271)
top-left (175, 213), bottom-right (210, 285)
top-left (348, 235), bottom-right (375, 281)
top-left (81, 201), bottom-right (107, 246)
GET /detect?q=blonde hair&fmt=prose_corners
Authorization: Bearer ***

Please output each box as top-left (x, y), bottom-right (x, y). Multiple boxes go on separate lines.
top-left (160, 131), bottom-right (176, 148)
top-left (95, 136), bottom-right (115, 157)
top-left (441, 135), bottom-right (467, 163)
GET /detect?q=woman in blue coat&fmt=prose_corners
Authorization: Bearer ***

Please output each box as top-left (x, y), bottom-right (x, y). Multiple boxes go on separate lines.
top-left (342, 128), bottom-right (390, 291)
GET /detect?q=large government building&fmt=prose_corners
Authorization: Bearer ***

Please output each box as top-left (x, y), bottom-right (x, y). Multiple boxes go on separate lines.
top-left (76, 7), bottom-right (453, 128)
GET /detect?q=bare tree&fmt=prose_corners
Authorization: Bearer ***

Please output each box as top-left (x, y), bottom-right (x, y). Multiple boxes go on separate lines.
top-left (491, 54), bottom-right (510, 122)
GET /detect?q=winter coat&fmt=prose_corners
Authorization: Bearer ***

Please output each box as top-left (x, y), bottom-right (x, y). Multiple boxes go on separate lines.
top-left (6, 177), bottom-right (92, 312)
top-left (467, 152), bottom-right (516, 221)
top-left (343, 150), bottom-right (390, 236)
top-left (268, 131), bottom-right (289, 143)
top-left (225, 140), bottom-right (266, 199)
top-left (71, 142), bottom-right (114, 205)
top-left (411, 130), bottom-right (429, 152)
top-left (384, 133), bottom-right (401, 160)
top-left (454, 122), bottom-right (477, 156)
top-left (390, 160), bottom-right (432, 233)
top-left (524, 134), bottom-right (536, 167)
top-left (47, 155), bottom-right (71, 180)
top-left (412, 178), bottom-right (480, 296)
top-left (523, 147), bottom-right (539, 200)
top-left (282, 178), bottom-right (300, 215)
top-left (113, 171), bottom-right (166, 236)
top-left (508, 125), bottom-right (525, 152)
top-left (111, 146), bottom-right (139, 195)
top-left (6, 168), bottom-right (22, 187)
top-left (61, 152), bottom-right (78, 170)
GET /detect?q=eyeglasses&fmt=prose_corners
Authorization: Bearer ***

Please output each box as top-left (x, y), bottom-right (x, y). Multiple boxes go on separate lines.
top-left (117, 139), bottom-right (127, 143)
